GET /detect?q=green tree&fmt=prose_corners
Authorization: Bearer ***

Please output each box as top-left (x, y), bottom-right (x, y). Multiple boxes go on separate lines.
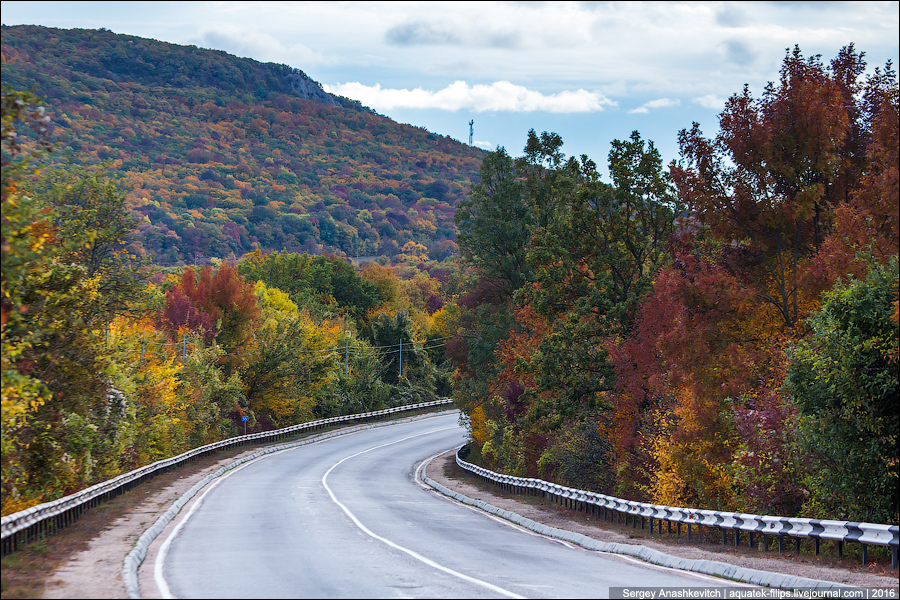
top-left (455, 147), bottom-right (531, 296)
top-left (238, 250), bottom-right (380, 324)
top-left (21, 164), bottom-right (150, 321)
top-left (520, 132), bottom-right (679, 427)
top-left (2, 99), bottom-right (150, 509)
top-left (369, 311), bottom-right (434, 397)
top-left (2, 88), bottom-right (57, 512)
top-left (785, 257), bottom-right (898, 523)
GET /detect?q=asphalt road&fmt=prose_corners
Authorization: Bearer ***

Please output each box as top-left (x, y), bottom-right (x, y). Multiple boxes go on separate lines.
top-left (157, 412), bottom-right (739, 598)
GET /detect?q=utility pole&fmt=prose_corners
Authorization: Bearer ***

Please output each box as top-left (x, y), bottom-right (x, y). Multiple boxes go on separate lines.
top-left (468, 120), bottom-right (474, 145)
top-left (398, 337), bottom-right (402, 380)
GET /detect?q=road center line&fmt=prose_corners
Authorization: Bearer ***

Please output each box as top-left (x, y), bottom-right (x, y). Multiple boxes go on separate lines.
top-left (321, 427), bottom-right (526, 600)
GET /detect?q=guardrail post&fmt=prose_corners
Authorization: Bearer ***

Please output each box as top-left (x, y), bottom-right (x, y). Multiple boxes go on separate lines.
top-left (892, 546), bottom-right (897, 570)
top-left (837, 540), bottom-right (843, 559)
top-left (795, 537), bottom-right (800, 555)
top-left (814, 538), bottom-right (819, 556)
top-left (763, 533), bottom-right (768, 551)
top-left (778, 534), bottom-right (784, 553)
top-left (749, 532), bottom-right (754, 549)
top-left (735, 530), bottom-right (739, 548)
top-left (861, 544), bottom-right (867, 565)
top-left (722, 528), bottom-right (727, 545)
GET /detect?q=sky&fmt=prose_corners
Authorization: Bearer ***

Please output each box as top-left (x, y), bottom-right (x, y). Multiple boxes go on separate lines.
top-left (3, 1), bottom-right (898, 178)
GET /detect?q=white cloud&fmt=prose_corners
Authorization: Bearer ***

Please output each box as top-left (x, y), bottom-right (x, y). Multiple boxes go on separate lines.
top-left (645, 98), bottom-right (680, 109)
top-left (194, 24), bottom-right (323, 66)
top-left (628, 97), bottom-right (680, 114)
top-left (322, 80), bottom-right (616, 113)
top-left (693, 94), bottom-right (728, 110)
top-left (473, 140), bottom-right (494, 150)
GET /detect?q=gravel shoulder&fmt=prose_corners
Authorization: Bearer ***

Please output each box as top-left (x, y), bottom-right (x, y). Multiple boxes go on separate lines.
top-left (422, 449), bottom-right (899, 590)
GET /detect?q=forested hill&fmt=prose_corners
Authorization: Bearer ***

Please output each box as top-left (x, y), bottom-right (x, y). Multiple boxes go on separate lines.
top-left (1, 25), bottom-right (484, 264)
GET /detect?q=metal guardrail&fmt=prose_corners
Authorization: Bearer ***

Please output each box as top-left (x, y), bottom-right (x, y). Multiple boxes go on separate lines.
top-left (455, 447), bottom-right (899, 570)
top-left (0, 398), bottom-right (454, 555)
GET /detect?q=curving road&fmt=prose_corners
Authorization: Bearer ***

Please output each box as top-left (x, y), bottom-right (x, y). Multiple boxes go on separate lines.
top-left (156, 412), bottom-right (740, 598)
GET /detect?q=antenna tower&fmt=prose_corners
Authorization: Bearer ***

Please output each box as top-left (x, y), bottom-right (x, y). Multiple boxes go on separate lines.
top-left (468, 120), bottom-right (474, 145)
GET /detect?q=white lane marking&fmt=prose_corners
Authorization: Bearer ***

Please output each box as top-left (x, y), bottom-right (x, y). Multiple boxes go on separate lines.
top-left (416, 449), bottom-right (756, 588)
top-left (322, 428), bottom-right (525, 600)
top-left (153, 413), bottom-right (460, 598)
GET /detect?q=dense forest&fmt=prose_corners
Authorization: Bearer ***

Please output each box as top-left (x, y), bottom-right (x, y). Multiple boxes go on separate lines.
top-left (1, 25), bottom-right (483, 265)
top-left (1, 27), bottom-right (896, 534)
top-left (1, 36), bottom-right (471, 513)
top-left (449, 45), bottom-right (898, 525)
top-left (2, 93), bottom-right (461, 512)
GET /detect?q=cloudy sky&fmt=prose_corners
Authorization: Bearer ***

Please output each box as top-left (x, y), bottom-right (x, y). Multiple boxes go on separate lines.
top-left (3, 1), bottom-right (898, 176)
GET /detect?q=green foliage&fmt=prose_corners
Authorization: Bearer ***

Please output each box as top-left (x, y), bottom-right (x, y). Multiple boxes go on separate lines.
top-left (538, 418), bottom-right (614, 494)
top-left (452, 129), bottom-right (679, 483)
top-left (179, 345), bottom-right (246, 445)
top-left (2, 89), bottom-right (57, 497)
top-left (455, 147), bottom-right (530, 295)
top-left (238, 250), bottom-right (380, 325)
top-left (20, 164), bottom-right (151, 320)
top-left (369, 311), bottom-right (433, 393)
top-left (786, 257), bottom-right (899, 523)
top-left (2, 159), bottom-right (150, 509)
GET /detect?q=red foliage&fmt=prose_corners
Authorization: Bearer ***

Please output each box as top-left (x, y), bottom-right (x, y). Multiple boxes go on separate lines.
top-left (159, 286), bottom-right (216, 344)
top-left (731, 391), bottom-right (806, 515)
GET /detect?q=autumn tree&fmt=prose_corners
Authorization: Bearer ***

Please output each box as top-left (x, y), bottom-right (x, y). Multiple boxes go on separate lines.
top-left (670, 45), bottom-right (875, 327)
top-left (2, 90), bottom-right (153, 510)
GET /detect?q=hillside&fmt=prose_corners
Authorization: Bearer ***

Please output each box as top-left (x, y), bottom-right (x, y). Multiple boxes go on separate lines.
top-left (0, 25), bottom-right (485, 264)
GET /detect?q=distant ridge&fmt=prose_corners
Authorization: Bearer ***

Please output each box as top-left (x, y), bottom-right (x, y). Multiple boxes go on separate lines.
top-left (1, 25), bottom-right (484, 265)
top-left (2, 24), bottom-right (367, 111)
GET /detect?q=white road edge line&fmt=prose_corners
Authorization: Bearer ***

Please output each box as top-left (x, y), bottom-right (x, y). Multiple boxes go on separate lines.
top-left (322, 427), bottom-right (526, 600)
top-left (145, 411), bottom-right (458, 599)
top-left (416, 448), bottom-right (755, 588)
top-left (154, 454), bottom-right (278, 599)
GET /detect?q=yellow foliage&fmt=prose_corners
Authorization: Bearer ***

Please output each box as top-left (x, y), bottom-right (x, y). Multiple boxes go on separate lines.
top-left (430, 304), bottom-right (459, 339)
top-left (469, 404), bottom-right (489, 448)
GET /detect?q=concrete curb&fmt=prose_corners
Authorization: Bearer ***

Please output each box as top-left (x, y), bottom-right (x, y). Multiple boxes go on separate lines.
top-left (123, 409), bottom-right (458, 599)
top-left (420, 474), bottom-right (852, 593)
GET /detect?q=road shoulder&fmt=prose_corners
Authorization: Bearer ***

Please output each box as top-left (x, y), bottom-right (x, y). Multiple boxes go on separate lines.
top-left (421, 449), bottom-right (898, 590)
